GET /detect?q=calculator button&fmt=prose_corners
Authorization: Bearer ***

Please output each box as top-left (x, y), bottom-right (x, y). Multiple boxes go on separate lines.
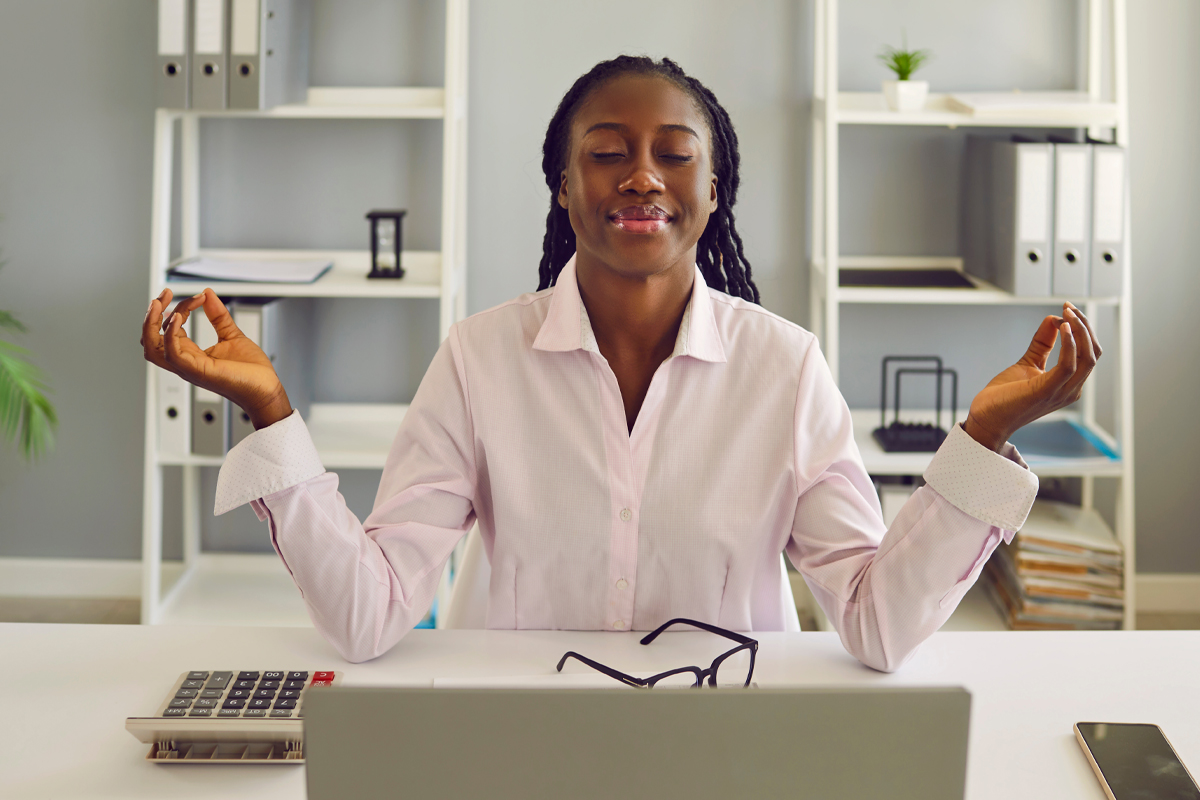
top-left (237, 671), bottom-right (260, 682)
top-left (279, 689), bottom-right (301, 700)
top-left (174, 688), bottom-right (198, 699)
top-left (193, 698), bottom-right (219, 709)
top-left (248, 699), bottom-right (272, 710)
top-left (222, 699), bottom-right (246, 709)
top-left (163, 708), bottom-right (187, 717)
top-left (168, 698), bottom-right (191, 709)
top-left (253, 689), bottom-right (276, 699)
top-left (205, 671), bottom-right (233, 689)
top-left (228, 689), bottom-right (252, 700)
top-left (218, 709), bottom-right (241, 717)
top-left (273, 699), bottom-right (297, 709)
top-left (259, 680), bottom-right (280, 690)
top-left (311, 680), bottom-right (333, 687)
top-left (199, 689), bottom-right (223, 699)
top-left (181, 679), bottom-right (205, 689)
top-left (189, 708), bottom-right (212, 717)
top-left (243, 709), bottom-right (267, 718)
top-left (283, 680), bottom-right (305, 690)
top-left (187, 671), bottom-right (210, 681)
top-left (269, 710), bottom-right (293, 718)
top-left (234, 680), bottom-right (256, 690)
top-left (286, 672), bottom-right (309, 682)
top-left (313, 671), bottom-right (336, 681)
top-left (263, 671), bottom-right (284, 680)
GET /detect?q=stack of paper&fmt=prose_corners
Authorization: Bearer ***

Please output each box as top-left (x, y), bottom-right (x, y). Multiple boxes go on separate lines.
top-left (167, 256), bottom-right (333, 284)
top-left (983, 499), bottom-right (1124, 630)
top-left (946, 91), bottom-right (1117, 119)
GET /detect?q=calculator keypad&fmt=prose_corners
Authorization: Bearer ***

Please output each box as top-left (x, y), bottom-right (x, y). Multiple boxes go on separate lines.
top-left (160, 670), bottom-right (339, 718)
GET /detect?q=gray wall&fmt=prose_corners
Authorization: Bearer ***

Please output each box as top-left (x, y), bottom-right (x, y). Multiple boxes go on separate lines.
top-left (0, 1), bottom-right (1195, 574)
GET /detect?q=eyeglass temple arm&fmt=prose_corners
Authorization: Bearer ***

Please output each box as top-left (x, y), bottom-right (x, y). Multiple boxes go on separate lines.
top-left (556, 651), bottom-right (648, 688)
top-left (639, 618), bottom-right (756, 647)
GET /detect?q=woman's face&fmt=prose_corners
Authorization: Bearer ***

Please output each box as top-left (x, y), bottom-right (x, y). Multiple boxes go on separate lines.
top-left (559, 74), bottom-right (718, 281)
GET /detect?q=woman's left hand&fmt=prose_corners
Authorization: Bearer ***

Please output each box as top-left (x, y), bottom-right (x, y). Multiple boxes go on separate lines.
top-left (963, 302), bottom-right (1103, 452)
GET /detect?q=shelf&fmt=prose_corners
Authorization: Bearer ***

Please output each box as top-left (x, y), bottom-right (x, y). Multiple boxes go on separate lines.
top-left (163, 250), bottom-right (441, 298)
top-left (939, 582), bottom-right (1010, 632)
top-left (827, 92), bottom-right (1120, 128)
top-left (819, 257), bottom-right (1121, 306)
top-left (158, 403), bottom-right (408, 470)
top-left (156, 554), bottom-right (313, 626)
top-left (173, 87), bottom-right (446, 119)
top-left (853, 409), bottom-right (1124, 478)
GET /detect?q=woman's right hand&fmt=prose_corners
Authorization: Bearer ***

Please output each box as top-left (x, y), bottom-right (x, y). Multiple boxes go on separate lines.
top-left (141, 288), bottom-right (294, 430)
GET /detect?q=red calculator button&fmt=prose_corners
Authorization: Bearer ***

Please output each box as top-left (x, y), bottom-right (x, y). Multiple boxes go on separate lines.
top-left (313, 671), bottom-right (336, 682)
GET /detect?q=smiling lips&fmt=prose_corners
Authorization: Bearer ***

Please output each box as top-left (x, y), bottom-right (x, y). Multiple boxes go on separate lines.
top-left (610, 205), bottom-right (671, 234)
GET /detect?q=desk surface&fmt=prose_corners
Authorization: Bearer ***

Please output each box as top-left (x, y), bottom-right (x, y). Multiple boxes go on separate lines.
top-left (3, 624), bottom-right (1197, 799)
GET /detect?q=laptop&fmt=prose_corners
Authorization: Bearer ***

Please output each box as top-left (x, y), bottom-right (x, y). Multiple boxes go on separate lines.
top-left (304, 685), bottom-right (971, 799)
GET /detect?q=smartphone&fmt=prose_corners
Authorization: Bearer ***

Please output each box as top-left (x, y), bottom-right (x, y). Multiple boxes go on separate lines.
top-left (1075, 722), bottom-right (1200, 800)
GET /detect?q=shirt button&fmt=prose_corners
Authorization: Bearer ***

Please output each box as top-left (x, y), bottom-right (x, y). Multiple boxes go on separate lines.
top-left (616, 579), bottom-right (628, 590)
top-left (613, 620), bottom-right (625, 630)
top-left (619, 508), bottom-right (632, 522)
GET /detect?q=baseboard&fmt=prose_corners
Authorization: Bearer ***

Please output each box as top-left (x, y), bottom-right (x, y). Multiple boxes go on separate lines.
top-left (1136, 573), bottom-right (1200, 614)
top-left (0, 557), bottom-right (180, 599)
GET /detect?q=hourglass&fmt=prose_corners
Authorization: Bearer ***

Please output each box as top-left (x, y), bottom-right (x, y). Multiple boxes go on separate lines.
top-left (366, 209), bottom-right (407, 279)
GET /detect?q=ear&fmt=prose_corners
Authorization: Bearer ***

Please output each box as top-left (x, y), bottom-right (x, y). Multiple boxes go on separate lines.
top-left (558, 171), bottom-right (569, 210)
top-left (709, 174), bottom-right (719, 213)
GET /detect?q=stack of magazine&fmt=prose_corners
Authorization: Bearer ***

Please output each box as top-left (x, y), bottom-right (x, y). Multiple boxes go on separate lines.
top-left (983, 499), bottom-right (1124, 630)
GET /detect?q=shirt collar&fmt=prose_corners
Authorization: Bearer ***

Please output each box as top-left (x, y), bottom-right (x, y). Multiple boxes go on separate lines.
top-left (532, 254), bottom-right (727, 364)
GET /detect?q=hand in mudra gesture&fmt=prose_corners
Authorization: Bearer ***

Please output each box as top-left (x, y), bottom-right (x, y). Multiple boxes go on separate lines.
top-left (963, 302), bottom-right (1102, 452)
top-left (140, 288), bottom-right (294, 430)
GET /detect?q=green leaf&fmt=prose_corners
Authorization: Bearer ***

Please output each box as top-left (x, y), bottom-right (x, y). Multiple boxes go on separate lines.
top-left (0, 338), bottom-right (58, 460)
top-left (878, 44), bottom-right (932, 81)
top-left (0, 310), bottom-right (27, 333)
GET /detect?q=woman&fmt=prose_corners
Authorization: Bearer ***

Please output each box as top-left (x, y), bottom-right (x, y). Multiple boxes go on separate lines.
top-left (140, 56), bottom-right (1100, 670)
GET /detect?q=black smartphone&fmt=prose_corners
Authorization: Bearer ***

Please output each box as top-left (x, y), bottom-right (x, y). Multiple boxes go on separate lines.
top-left (1075, 722), bottom-right (1200, 800)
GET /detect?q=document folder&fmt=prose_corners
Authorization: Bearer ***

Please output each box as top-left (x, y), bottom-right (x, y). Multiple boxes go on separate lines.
top-left (191, 0), bottom-right (228, 110)
top-left (1090, 144), bottom-right (1126, 297)
top-left (157, 0), bottom-right (191, 108)
top-left (1052, 143), bottom-right (1093, 296)
top-left (190, 311), bottom-right (229, 456)
top-left (962, 137), bottom-right (1054, 296)
top-left (228, 0), bottom-right (311, 110)
top-left (157, 369), bottom-right (192, 459)
top-left (228, 298), bottom-right (279, 447)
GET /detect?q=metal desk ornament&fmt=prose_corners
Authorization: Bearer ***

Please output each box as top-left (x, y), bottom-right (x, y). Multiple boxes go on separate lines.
top-left (871, 356), bottom-right (959, 453)
top-left (366, 209), bottom-right (407, 279)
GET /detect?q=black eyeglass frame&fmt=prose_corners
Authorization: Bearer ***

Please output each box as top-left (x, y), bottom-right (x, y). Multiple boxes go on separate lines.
top-left (555, 618), bottom-right (758, 689)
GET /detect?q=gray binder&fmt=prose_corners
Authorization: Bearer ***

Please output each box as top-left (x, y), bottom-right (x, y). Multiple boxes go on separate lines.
top-left (156, 0), bottom-right (191, 108)
top-left (1090, 144), bottom-right (1126, 296)
top-left (228, 0), bottom-right (311, 110)
top-left (1052, 143), bottom-right (1093, 296)
top-left (190, 311), bottom-right (229, 456)
top-left (191, 0), bottom-right (228, 110)
top-left (963, 137), bottom-right (1054, 296)
top-left (228, 298), bottom-right (279, 448)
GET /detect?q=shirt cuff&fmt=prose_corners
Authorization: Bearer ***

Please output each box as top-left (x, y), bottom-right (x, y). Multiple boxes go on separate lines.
top-left (922, 422), bottom-right (1039, 535)
top-left (213, 409), bottom-right (325, 516)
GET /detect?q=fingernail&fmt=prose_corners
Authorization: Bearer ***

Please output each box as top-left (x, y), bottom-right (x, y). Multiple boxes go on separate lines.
top-left (193, 291), bottom-right (205, 300)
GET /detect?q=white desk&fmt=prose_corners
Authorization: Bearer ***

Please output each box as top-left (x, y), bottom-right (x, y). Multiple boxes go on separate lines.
top-left (3, 623), bottom-right (1197, 799)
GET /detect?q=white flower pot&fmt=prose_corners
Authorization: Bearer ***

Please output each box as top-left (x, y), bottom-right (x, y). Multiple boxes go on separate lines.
top-left (882, 79), bottom-right (929, 112)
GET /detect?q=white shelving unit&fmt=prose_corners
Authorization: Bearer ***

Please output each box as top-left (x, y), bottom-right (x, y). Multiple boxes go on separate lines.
top-left (810, 0), bottom-right (1136, 629)
top-left (140, 0), bottom-right (470, 626)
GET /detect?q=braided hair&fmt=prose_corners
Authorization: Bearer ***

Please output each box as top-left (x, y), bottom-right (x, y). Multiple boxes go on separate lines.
top-left (537, 55), bottom-right (760, 304)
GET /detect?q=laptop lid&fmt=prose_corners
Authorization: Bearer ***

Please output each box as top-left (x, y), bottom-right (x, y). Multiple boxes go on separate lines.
top-left (304, 686), bottom-right (970, 800)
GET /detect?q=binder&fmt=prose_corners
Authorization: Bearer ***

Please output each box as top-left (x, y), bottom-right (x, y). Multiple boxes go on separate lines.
top-left (228, 298), bottom-right (279, 447)
top-left (1090, 144), bottom-right (1127, 296)
top-left (1052, 143), bottom-right (1093, 296)
top-left (191, 0), bottom-right (229, 110)
top-left (157, 0), bottom-right (191, 108)
top-left (963, 137), bottom-right (1054, 296)
top-left (157, 369), bottom-right (192, 459)
top-left (190, 311), bottom-right (229, 456)
top-left (228, 0), bottom-right (311, 111)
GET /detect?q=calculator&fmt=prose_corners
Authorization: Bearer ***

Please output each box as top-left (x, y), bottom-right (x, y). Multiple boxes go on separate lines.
top-left (125, 670), bottom-right (342, 763)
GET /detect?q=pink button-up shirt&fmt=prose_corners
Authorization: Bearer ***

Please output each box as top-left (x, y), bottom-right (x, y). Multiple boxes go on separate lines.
top-left (215, 256), bottom-right (1038, 670)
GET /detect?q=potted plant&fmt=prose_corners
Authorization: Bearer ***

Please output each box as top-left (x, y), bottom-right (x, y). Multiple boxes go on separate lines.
top-left (0, 256), bottom-right (57, 461)
top-left (878, 35), bottom-right (932, 112)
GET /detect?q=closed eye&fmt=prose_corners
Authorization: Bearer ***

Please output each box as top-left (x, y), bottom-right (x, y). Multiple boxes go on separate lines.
top-left (661, 154), bottom-right (694, 163)
top-left (590, 151), bottom-right (624, 160)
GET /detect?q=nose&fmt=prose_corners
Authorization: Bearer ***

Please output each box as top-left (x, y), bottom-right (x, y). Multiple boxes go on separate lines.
top-left (617, 149), bottom-right (665, 196)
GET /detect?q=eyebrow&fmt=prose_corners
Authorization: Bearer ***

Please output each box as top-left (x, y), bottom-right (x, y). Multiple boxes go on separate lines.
top-left (583, 122), bottom-right (701, 139)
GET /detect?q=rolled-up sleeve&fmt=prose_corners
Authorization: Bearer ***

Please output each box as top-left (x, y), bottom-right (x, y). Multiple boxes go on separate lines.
top-left (785, 342), bottom-right (1038, 672)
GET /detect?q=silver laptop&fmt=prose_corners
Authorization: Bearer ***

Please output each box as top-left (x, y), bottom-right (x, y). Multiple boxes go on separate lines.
top-left (304, 685), bottom-right (971, 799)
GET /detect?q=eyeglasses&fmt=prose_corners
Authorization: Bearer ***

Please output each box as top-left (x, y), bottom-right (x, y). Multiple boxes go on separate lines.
top-left (556, 618), bottom-right (758, 689)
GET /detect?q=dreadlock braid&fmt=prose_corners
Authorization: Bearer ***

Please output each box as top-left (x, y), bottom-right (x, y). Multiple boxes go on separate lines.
top-left (536, 55), bottom-right (760, 305)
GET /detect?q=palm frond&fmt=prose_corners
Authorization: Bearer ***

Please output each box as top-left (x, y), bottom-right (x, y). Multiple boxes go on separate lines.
top-left (0, 338), bottom-right (58, 460)
top-left (0, 310), bottom-right (27, 333)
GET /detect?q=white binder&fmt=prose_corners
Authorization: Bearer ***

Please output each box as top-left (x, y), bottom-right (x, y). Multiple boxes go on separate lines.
top-left (156, 369), bottom-right (192, 459)
top-left (1090, 144), bottom-right (1127, 297)
top-left (191, 0), bottom-right (228, 110)
top-left (228, 0), bottom-right (311, 110)
top-left (228, 298), bottom-right (279, 447)
top-left (190, 311), bottom-right (229, 456)
top-left (1052, 143), bottom-right (1093, 296)
top-left (156, 0), bottom-right (191, 108)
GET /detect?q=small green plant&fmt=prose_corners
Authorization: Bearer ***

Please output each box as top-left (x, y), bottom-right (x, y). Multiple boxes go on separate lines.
top-left (0, 256), bottom-right (57, 461)
top-left (878, 34), bottom-right (931, 81)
